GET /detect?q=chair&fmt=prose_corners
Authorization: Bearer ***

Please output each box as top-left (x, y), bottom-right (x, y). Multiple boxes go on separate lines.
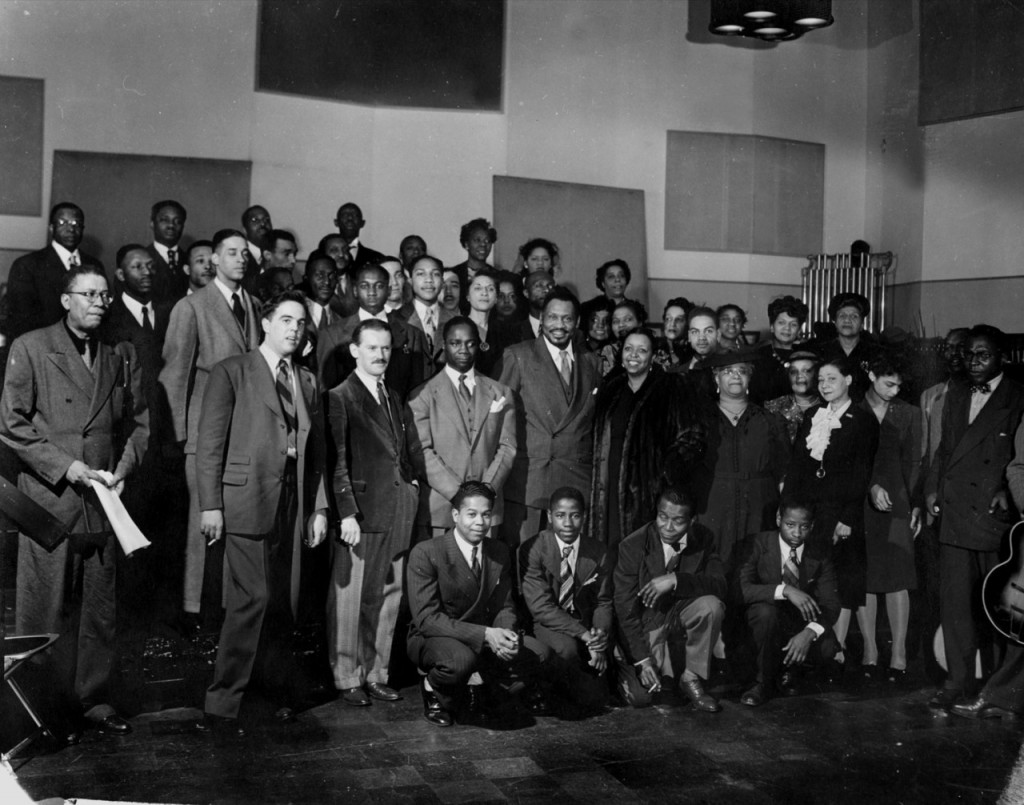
top-left (3, 633), bottom-right (60, 760)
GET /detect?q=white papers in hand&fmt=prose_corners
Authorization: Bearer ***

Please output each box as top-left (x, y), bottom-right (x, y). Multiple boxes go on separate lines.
top-left (89, 470), bottom-right (151, 557)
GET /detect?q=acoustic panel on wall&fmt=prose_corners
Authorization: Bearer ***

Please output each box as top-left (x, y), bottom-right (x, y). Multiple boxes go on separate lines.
top-left (0, 75), bottom-right (44, 216)
top-left (50, 150), bottom-right (252, 269)
top-left (664, 131), bottom-right (824, 257)
top-left (493, 175), bottom-right (646, 306)
top-left (920, 0), bottom-right (1024, 125)
top-left (257, 0), bottom-right (504, 111)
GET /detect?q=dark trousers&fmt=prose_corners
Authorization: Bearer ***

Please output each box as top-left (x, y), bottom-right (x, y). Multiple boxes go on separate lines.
top-left (205, 465), bottom-right (299, 719)
top-left (533, 623), bottom-right (608, 707)
top-left (409, 632), bottom-right (549, 713)
top-left (746, 602), bottom-right (837, 686)
top-left (939, 542), bottom-right (1000, 692)
top-left (981, 643), bottom-right (1024, 714)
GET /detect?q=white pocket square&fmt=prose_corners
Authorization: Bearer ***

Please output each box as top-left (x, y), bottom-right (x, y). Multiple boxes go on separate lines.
top-left (489, 396), bottom-right (507, 414)
top-left (580, 573), bottom-right (598, 587)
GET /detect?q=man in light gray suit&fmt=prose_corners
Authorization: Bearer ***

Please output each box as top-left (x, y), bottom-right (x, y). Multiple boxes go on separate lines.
top-left (496, 287), bottom-right (601, 546)
top-left (408, 317), bottom-right (516, 537)
top-left (159, 228), bottom-right (262, 623)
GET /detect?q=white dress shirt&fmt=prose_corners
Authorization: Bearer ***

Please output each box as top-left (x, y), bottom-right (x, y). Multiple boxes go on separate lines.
top-left (969, 372), bottom-right (1003, 425)
top-left (453, 528), bottom-right (484, 571)
top-left (444, 365), bottom-right (477, 396)
top-left (120, 293), bottom-right (155, 329)
top-left (51, 241), bottom-right (81, 271)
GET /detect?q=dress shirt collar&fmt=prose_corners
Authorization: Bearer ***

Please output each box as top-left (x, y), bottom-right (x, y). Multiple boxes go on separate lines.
top-left (662, 537), bottom-right (686, 566)
top-left (213, 276), bottom-right (245, 306)
top-left (307, 299), bottom-right (328, 328)
top-left (51, 241), bottom-right (81, 271)
top-left (444, 364), bottom-right (477, 392)
top-left (120, 292), bottom-right (153, 328)
top-left (973, 373), bottom-right (1003, 396)
top-left (529, 314), bottom-right (541, 338)
top-left (358, 306), bottom-right (388, 322)
top-left (152, 241), bottom-right (173, 263)
top-left (452, 528), bottom-right (482, 569)
top-left (554, 535), bottom-right (580, 573)
top-left (247, 241), bottom-right (262, 263)
top-left (778, 536), bottom-right (805, 565)
top-left (543, 335), bottom-right (574, 366)
top-left (347, 237), bottom-right (361, 254)
top-left (259, 341), bottom-right (293, 378)
top-left (413, 298), bottom-right (439, 324)
top-left (384, 301), bottom-right (402, 314)
top-left (353, 366), bottom-right (385, 402)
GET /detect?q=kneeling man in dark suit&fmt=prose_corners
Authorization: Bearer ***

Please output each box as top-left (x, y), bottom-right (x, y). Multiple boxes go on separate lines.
top-left (614, 487), bottom-right (726, 712)
top-left (520, 486), bottom-right (613, 709)
top-left (738, 496), bottom-right (840, 706)
top-left (406, 481), bottom-right (551, 727)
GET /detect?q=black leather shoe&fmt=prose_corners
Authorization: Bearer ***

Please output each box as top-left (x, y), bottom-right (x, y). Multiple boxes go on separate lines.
top-left (273, 706), bottom-right (297, 723)
top-left (194, 714), bottom-right (246, 737)
top-left (928, 687), bottom-right (962, 713)
top-left (680, 676), bottom-right (721, 713)
top-left (422, 683), bottom-right (453, 727)
top-left (951, 697), bottom-right (1018, 720)
top-left (341, 686), bottom-right (371, 707)
top-left (95, 714), bottom-right (132, 735)
top-left (366, 682), bottom-right (401, 702)
top-left (741, 683), bottom-right (768, 707)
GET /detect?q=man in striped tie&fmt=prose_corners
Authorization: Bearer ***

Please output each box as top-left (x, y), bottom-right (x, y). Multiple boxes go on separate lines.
top-left (738, 496), bottom-right (840, 707)
top-left (520, 487), bottom-right (613, 712)
top-left (194, 290), bottom-right (329, 733)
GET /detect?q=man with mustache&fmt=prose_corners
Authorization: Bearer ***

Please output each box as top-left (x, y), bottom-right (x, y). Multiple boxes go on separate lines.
top-left (326, 319), bottom-right (419, 707)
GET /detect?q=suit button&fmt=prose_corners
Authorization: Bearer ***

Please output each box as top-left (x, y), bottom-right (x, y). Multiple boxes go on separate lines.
top-left (394, 481), bottom-right (399, 487)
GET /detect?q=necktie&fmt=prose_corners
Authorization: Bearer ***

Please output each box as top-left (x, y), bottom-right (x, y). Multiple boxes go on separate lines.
top-left (142, 305), bottom-right (153, 333)
top-left (231, 293), bottom-right (246, 330)
top-left (276, 360), bottom-right (297, 454)
top-left (167, 248), bottom-right (178, 272)
top-left (344, 243), bottom-right (354, 263)
top-left (458, 374), bottom-right (472, 404)
top-left (970, 382), bottom-right (991, 394)
top-left (558, 350), bottom-right (572, 397)
top-left (783, 547), bottom-right (800, 588)
top-left (558, 545), bottom-right (574, 612)
top-left (470, 545), bottom-right (481, 582)
top-left (423, 307), bottom-right (436, 353)
top-left (377, 380), bottom-right (394, 434)
top-left (318, 307), bottom-right (330, 332)
top-left (68, 252), bottom-right (80, 268)
top-left (666, 542), bottom-right (682, 573)
top-left (80, 339), bottom-right (94, 370)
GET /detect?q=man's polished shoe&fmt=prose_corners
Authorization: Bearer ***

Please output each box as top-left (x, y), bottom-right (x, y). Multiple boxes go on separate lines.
top-left (421, 683), bottom-right (453, 727)
top-left (341, 686), bottom-right (371, 707)
top-left (366, 682), bottom-right (401, 702)
top-left (94, 714), bottom-right (133, 735)
top-left (951, 697), bottom-right (1018, 721)
top-left (928, 687), bottom-right (962, 713)
top-left (680, 676), bottom-right (721, 713)
top-left (273, 706), bottom-right (297, 723)
top-left (741, 683), bottom-right (768, 707)
top-left (194, 714), bottom-right (246, 737)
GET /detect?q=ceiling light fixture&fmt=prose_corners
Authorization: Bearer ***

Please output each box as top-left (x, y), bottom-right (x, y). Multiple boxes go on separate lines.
top-left (709, 0), bottom-right (834, 42)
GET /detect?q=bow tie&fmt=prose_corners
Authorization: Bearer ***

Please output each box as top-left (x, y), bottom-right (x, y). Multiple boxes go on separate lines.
top-left (970, 383), bottom-right (991, 394)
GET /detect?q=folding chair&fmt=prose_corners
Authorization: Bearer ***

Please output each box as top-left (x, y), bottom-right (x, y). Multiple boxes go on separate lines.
top-left (3, 633), bottom-right (60, 760)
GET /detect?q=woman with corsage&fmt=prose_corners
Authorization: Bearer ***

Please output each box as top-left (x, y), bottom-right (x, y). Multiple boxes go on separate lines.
top-left (784, 356), bottom-right (879, 675)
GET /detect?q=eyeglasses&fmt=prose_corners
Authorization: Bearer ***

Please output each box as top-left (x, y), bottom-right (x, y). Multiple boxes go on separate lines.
top-left (718, 366), bottom-right (751, 377)
top-left (68, 290), bottom-right (112, 305)
top-left (961, 349), bottom-right (995, 363)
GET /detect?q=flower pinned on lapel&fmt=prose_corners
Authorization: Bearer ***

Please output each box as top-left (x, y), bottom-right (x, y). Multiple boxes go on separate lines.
top-left (490, 396), bottom-right (507, 414)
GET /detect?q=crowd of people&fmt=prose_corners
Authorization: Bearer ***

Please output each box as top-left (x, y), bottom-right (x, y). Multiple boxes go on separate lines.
top-left (3, 198), bottom-right (1023, 742)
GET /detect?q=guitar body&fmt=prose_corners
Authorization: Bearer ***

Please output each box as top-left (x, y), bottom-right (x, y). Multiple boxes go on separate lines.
top-left (983, 521), bottom-right (1024, 645)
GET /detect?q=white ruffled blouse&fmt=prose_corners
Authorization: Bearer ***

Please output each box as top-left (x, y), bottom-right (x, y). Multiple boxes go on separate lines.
top-left (805, 400), bottom-right (851, 462)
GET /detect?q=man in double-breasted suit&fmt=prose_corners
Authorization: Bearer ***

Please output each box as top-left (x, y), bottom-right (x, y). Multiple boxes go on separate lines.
top-left (924, 325), bottom-right (1024, 712)
top-left (408, 317), bottom-right (516, 536)
top-left (316, 263), bottom-right (429, 398)
top-left (520, 487), bottom-right (613, 709)
top-left (159, 229), bottom-right (262, 621)
top-left (496, 287), bottom-right (601, 546)
top-left (6, 201), bottom-right (106, 341)
top-left (738, 497), bottom-right (840, 707)
top-left (614, 488), bottom-right (726, 712)
top-left (195, 291), bottom-right (328, 729)
top-left (407, 481), bottom-right (551, 726)
top-left (1, 265), bottom-right (148, 738)
top-left (327, 319), bottom-right (419, 707)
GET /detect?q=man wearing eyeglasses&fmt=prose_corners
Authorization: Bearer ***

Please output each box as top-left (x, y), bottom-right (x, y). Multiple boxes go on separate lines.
top-left (5, 201), bottom-right (106, 341)
top-left (0, 264), bottom-right (149, 742)
top-left (924, 324), bottom-right (1024, 714)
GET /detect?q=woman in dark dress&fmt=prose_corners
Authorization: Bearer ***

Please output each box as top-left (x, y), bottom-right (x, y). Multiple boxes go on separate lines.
top-left (448, 217), bottom-right (497, 311)
top-left (784, 356), bottom-right (880, 670)
top-left (591, 329), bottom-right (706, 550)
top-left (860, 353), bottom-right (922, 682)
top-left (699, 349), bottom-right (790, 570)
top-left (750, 295), bottom-right (809, 404)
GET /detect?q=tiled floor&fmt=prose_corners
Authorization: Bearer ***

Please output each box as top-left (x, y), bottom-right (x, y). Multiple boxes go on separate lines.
top-left (8, 675), bottom-right (1023, 804)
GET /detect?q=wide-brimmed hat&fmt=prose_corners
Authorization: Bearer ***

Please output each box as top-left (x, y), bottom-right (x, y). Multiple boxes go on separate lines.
top-left (704, 347), bottom-right (760, 369)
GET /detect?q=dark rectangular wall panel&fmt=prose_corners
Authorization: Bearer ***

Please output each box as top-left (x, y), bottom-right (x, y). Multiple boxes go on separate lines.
top-left (258, 0), bottom-right (504, 111)
top-left (0, 76), bottom-right (44, 216)
top-left (493, 175), bottom-right (646, 307)
top-left (665, 131), bottom-right (823, 257)
top-left (921, 0), bottom-right (1024, 125)
top-left (51, 151), bottom-right (252, 269)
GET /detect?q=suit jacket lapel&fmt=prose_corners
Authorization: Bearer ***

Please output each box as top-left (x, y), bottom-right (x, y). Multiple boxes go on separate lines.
top-left (532, 338), bottom-right (568, 427)
top-left (443, 531), bottom-right (485, 610)
top-left (47, 340), bottom-right (95, 397)
top-left (85, 342), bottom-right (119, 431)
top-left (467, 376), bottom-right (496, 453)
top-left (255, 352), bottom-right (285, 423)
top-left (351, 376), bottom-right (396, 446)
top-left (437, 377), bottom-right (472, 444)
top-left (948, 382), bottom-right (1010, 469)
top-left (558, 351), bottom-right (596, 432)
top-left (765, 535), bottom-right (783, 585)
top-left (206, 285), bottom-right (248, 352)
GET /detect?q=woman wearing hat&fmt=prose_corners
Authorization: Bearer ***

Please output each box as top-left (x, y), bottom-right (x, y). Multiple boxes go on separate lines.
top-left (764, 350), bottom-right (823, 443)
top-left (815, 292), bottom-right (878, 400)
top-left (697, 348), bottom-right (790, 570)
top-left (784, 356), bottom-right (880, 677)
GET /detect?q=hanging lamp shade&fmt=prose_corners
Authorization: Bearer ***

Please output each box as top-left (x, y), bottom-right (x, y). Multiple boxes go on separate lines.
top-left (708, 0), bottom-right (834, 41)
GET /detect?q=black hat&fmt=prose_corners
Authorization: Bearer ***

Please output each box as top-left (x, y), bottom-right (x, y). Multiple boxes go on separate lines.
top-left (827, 292), bottom-right (870, 321)
top-left (704, 347), bottom-right (760, 369)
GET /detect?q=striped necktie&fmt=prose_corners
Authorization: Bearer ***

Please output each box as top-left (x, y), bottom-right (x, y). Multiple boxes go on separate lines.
top-left (783, 547), bottom-right (800, 588)
top-left (558, 545), bottom-right (574, 611)
top-left (471, 545), bottom-right (481, 582)
top-left (276, 360), bottom-right (297, 454)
